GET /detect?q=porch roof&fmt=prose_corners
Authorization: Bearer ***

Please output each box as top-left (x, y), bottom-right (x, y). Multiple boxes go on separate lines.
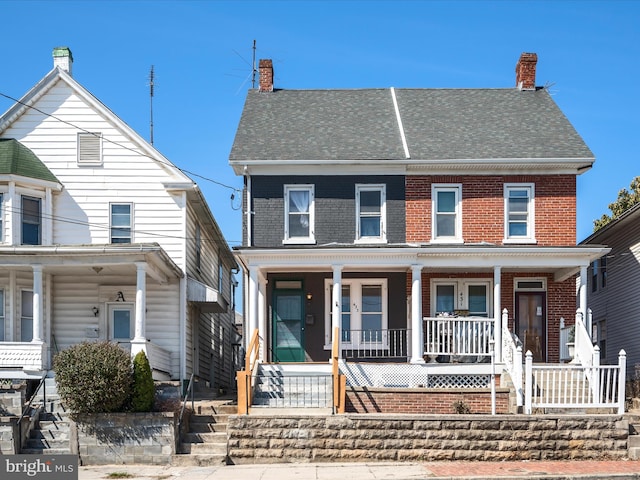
top-left (0, 243), bottom-right (183, 283)
top-left (234, 244), bottom-right (610, 282)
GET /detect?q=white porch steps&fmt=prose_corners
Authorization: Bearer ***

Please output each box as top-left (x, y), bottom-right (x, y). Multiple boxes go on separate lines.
top-left (251, 364), bottom-right (333, 410)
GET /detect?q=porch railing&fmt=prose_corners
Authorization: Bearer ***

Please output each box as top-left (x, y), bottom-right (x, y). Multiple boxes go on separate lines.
top-left (574, 309), bottom-right (595, 368)
top-left (501, 309), bottom-right (523, 407)
top-left (423, 316), bottom-right (494, 359)
top-left (341, 328), bottom-right (409, 360)
top-left (237, 329), bottom-right (260, 415)
top-left (0, 342), bottom-right (47, 371)
top-left (525, 348), bottom-right (626, 414)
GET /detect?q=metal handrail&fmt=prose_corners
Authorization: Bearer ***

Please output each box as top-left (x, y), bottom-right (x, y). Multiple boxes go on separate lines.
top-left (177, 372), bottom-right (195, 434)
top-left (17, 373), bottom-right (47, 451)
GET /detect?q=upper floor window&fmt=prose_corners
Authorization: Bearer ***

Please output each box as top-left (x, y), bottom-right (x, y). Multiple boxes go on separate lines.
top-left (218, 263), bottom-right (224, 294)
top-left (355, 184), bottom-right (386, 243)
top-left (77, 132), bottom-right (103, 165)
top-left (21, 196), bottom-right (41, 245)
top-left (284, 185), bottom-right (315, 244)
top-left (110, 203), bottom-right (132, 244)
top-left (504, 184), bottom-right (535, 243)
top-left (591, 260), bottom-right (598, 292)
top-left (600, 255), bottom-right (607, 288)
top-left (432, 184), bottom-right (462, 243)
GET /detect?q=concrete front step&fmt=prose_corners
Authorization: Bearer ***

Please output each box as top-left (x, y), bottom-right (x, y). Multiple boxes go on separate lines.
top-left (189, 416), bottom-right (228, 433)
top-left (21, 447), bottom-right (71, 455)
top-left (180, 439), bottom-right (227, 455)
top-left (171, 453), bottom-right (228, 466)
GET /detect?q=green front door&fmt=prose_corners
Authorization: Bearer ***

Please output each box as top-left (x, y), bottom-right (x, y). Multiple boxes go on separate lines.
top-left (272, 290), bottom-right (305, 362)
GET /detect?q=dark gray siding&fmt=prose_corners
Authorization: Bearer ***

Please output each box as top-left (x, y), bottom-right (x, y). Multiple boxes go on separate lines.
top-left (250, 175), bottom-right (405, 247)
top-left (267, 272), bottom-right (408, 362)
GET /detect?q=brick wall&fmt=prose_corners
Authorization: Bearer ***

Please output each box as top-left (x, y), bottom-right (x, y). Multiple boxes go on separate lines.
top-left (406, 175), bottom-right (576, 245)
top-left (345, 387), bottom-right (510, 414)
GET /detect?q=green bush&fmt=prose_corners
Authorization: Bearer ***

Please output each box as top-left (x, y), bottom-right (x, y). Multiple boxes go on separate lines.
top-left (131, 351), bottom-right (155, 412)
top-left (53, 341), bottom-right (132, 414)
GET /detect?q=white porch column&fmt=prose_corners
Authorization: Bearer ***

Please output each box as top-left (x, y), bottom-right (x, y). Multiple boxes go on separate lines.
top-left (410, 265), bottom-right (425, 364)
top-left (493, 266), bottom-right (502, 363)
top-left (258, 273), bottom-right (267, 362)
top-left (247, 266), bottom-right (259, 351)
top-left (133, 262), bottom-right (147, 342)
top-left (331, 265), bottom-right (343, 360)
top-left (131, 262), bottom-right (148, 357)
top-left (31, 265), bottom-right (43, 343)
top-left (579, 265), bottom-right (588, 315)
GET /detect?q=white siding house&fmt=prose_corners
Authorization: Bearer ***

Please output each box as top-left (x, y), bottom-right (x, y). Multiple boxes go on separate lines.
top-left (0, 47), bottom-right (237, 390)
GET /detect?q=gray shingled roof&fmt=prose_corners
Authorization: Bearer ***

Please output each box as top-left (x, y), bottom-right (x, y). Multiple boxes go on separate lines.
top-left (0, 138), bottom-right (60, 183)
top-left (229, 88), bottom-right (593, 162)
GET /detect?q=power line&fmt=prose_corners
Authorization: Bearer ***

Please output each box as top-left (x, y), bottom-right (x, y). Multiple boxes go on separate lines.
top-left (0, 91), bottom-right (241, 195)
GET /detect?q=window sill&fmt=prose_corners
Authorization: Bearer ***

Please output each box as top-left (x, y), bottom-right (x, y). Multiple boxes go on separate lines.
top-left (503, 238), bottom-right (537, 245)
top-left (430, 238), bottom-right (464, 245)
top-left (282, 238), bottom-right (317, 245)
top-left (354, 238), bottom-right (387, 245)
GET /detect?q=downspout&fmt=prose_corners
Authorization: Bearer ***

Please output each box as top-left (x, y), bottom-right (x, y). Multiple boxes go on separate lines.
top-left (245, 170), bottom-right (252, 247)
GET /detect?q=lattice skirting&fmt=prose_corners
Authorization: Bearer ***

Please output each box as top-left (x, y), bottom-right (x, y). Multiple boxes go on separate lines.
top-left (340, 362), bottom-right (491, 389)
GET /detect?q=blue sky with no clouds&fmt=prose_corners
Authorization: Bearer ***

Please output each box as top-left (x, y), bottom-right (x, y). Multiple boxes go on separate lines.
top-left (1, 0), bottom-right (639, 245)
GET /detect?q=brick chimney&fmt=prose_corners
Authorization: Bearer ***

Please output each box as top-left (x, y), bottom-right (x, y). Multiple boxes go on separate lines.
top-left (259, 59), bottom-right (273, 92)
top-left (52, 46), bottom-right (73, 76)
top-left (515, 52), bottom-right (537, 90)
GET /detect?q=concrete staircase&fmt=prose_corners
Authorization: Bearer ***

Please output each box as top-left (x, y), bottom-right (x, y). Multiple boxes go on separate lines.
top-left (22, 377), bottom-right (72, 455)
top-left (173, 383), bottom-right (235, 466)
top-left (627, 413), bottom-right (640, 460)
top-left (251, 364), bottom-right (333, 413)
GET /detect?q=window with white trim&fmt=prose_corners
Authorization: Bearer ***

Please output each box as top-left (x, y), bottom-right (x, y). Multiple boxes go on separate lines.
top-left (431, 279), bottom-right (491, 317)
top-left (432, 184), bottom-right (462, 243)
top-left (21, 290), bottom-right (33, 342)
top-left (0, 289), bottom-right (4, 341)
top-left (21, 196), bottom-right (41, 245)
top-left (110, 203), bottom-right (132, 244)
top-left (284, 185), bottom-right (315, 244)
top-left (355, 184), bottom-right (386, 243)
top-left (0, 193), bottom-right (3, 243)
top-left (77, 132), bottom-right (103, 165)
top-left (195, 223), bottom-right (201, 271)
top-left (504, 184), bottom-right (535, 242)
top-left (324, 278), bottom-right (388, 348)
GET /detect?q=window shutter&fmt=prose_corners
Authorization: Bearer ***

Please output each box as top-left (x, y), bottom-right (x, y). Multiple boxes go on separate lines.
top-left (78, 132), bottom-right (102, 165)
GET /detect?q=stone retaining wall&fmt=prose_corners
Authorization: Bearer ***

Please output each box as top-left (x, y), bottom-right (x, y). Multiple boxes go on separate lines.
top-left (228, 414), bottom-right (629, 464)
top-left (0, 417), bottom-right (19, 454)
top-left (70, 412), bottom-right (177, 465)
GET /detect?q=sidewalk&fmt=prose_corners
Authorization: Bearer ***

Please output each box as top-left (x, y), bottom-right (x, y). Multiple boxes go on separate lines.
top-left (79, 460), bottom-right (640, 480)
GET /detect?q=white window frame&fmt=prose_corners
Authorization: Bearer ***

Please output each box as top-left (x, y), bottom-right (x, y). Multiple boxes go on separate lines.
top-left (504, 183), bottom-right (536, 243)
top-left (0, 288), bottom-right (4, 341)
top-left (355, 184), bottom-right (387, 244)
top-left (430, 279), bottom-right (492, 317)
top-left (0, 193), bottom-right (3, 244)
top-left (323, 278), bottom-right (388, 349)
top-left (77, 132), bottom-right (103, 166)
top-left (110, 203), bottom-right (133, 244)
top-left (20, 289), bottom-right (33, 342)
top-left (431, 184), bottom-right (463, 243)
top-left (21, 195), bottom-right (42, 246)
top-left (284, 184), bottom-right (315, 244)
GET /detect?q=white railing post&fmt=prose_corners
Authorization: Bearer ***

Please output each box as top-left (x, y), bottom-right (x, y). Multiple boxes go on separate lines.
top-left (592, 345), bottom-right (601, 404)
top-left (619, 349), bottom-right (627, 415)
top-left (514, 345), bottom-right (523, 407)
top-left (587, 308), bottom-right (593, 341)
top-left (524, 350), bottom-right (533, 414)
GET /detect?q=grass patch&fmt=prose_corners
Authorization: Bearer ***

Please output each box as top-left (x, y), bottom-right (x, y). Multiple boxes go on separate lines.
top-left (106, 473), bottom-right (134, 479)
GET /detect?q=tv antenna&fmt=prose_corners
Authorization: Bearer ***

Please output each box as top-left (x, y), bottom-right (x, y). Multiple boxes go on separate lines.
top-left (149, 65), bottom-right (155, 145)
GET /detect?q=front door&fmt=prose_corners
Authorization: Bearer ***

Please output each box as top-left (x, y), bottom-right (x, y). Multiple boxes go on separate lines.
top-left (272, 289), bottom-right (305, 362)
top-left (109, 304), bottom-right (134, 343)
top-left (515, 292), bottom-right (546, 362)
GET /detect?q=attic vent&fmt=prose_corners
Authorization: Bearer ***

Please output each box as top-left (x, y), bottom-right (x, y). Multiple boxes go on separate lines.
top-left (77, 132), bottom-right (102, 165)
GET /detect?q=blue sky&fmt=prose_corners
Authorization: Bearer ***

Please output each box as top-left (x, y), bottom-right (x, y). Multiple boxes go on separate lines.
top-left (1, 0), bottom-right (639, 245)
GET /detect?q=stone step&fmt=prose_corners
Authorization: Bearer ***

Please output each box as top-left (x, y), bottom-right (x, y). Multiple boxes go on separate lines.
top-left (21, 447), bottom-right (70, 455)
top-left (183, 431), bottom-right (227, 444)
top-left (25, 437), bottom-right (70, 450)
top-left (189, 418), bottom-right (228, 433)
top-left (30, 429), bottom-right (70, 441)
top-left (171, 453), bottom-right (228, 466)
top-left (180, 441), bottom-right (227, 455)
